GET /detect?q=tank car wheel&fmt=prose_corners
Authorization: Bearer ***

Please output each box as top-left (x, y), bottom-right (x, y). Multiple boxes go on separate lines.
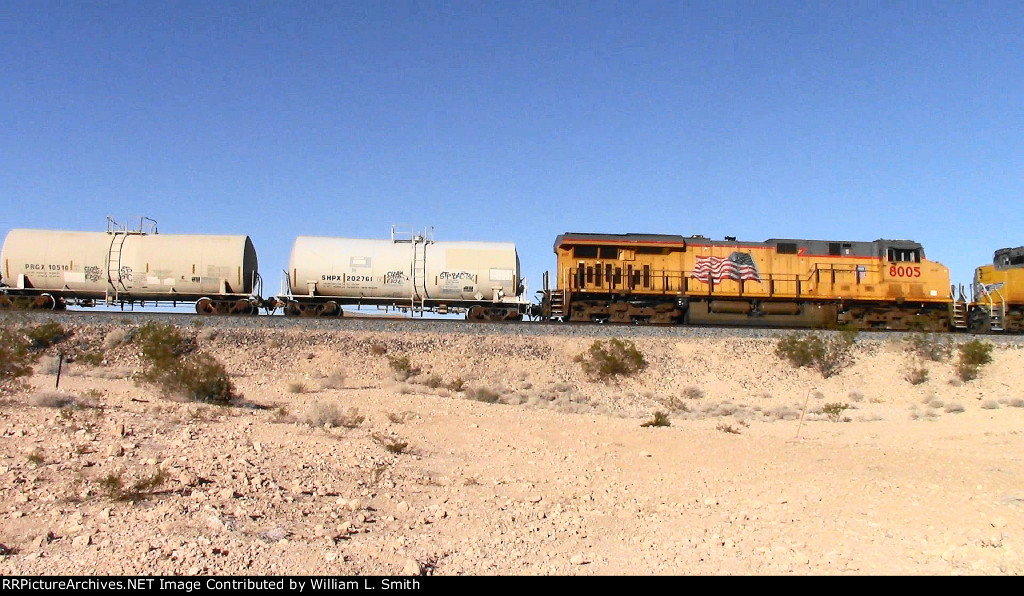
top-left (36, 294), bottom-right (58, 310)
top-left (196, 298), bottom-right (216, 315)
top-left (321, 301), bottom-right (342, 317)
top-left (467, 306), bottom-right (486, 321)
top-left (284, 302), bottom-right (301, 317)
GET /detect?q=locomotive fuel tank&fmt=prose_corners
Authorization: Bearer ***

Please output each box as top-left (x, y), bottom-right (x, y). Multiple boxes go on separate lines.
top-left (282, 231), bottom-right (527, 320)
top-left (0, 225), bottom-right (260, 313)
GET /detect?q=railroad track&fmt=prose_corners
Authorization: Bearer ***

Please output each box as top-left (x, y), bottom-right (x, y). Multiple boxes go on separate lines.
top-left (3, 307), bottom-right (1009, 344)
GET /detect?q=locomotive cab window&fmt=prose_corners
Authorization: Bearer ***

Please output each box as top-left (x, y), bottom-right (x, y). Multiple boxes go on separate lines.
top-left (573, 246), bottom-right (599, 259)
top-left (886, 248), bottom-right (920, 263)
top-left (777, 243), bottom-right (798, 255)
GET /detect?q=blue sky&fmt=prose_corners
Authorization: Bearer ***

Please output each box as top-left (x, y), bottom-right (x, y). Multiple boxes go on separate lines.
top-left (2, 1), bottom-right (1022, 304)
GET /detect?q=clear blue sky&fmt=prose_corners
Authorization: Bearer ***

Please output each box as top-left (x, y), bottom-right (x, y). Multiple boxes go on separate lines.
top-left (2, 1), bottom-right (1022, 301)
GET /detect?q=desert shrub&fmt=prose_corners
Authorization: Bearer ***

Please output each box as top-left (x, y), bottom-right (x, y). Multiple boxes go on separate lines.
top-left (388, 355), bottom-right (421, 382)
top-left (944, 402), bottom-right (965, 414)
top-left (446, 377), bottom-right (467, 392)
top-left (905, 363), bottom-right (929, 385)
top-left (956, 339), bottom-right (993, 381)
top-left (339, 407), bottom-right (365, 428)
top-left (641, 411), bottom-right (671, 427)
top-left (321, 368), bottom-right (346, 390)
top-left (716, 423), bottom-right (741, 434)
top-left (75, 351), bottom-right (105, 366)
top-left (373, 433), bottom-right (408, 454)
top-left (369, 343), bottom-right (388, 356)
top-left (141, 355), bottom-right (238, 406)
top-left (0, 326), bottom-right (37, 385)
top-left (286, 381), bottom-right (306, 394)
top-left (102, 328), bottom-right (130, 350)
top-left (682, 386), bottom-right (705, 400)
top-left (981, 400), bottom-right (1000, 410)
top-left (579, 338), bottom-right (647, 381)
top-left (24, 322), bottom-right (69, 349)
top-left (776, 331), bottom-right (856, 378)
top-left (821, 402), bottom-right (850, 422)
top-left (30, 391), bottom-right (78, 408)
top-left (420, 375), bottom-right (444, 389)
top-left (466, 386), bottom-right (501, 403)
top-left (302, 402), bottom-right (343, 427)
top-left (98, 469), bottom-right (168, 502)
top-left (904, 333), bottom-right (954, 362)
top-left (134, 322), bottom-right (235, 405)
top-left (136, 322), bottom-right (194, 365)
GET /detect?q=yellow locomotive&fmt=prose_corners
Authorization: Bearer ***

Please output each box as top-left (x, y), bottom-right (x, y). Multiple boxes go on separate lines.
top-left (540, 233), bottom-right (953, 330)
top-left (968, 246), bottom-right (1024, 333)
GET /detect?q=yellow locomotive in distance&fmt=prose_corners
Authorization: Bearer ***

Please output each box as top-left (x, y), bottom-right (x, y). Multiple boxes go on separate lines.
top-left (540, 233), bottom-right (953, 330)
top-left (969, 246), bottom-right (1024, 333)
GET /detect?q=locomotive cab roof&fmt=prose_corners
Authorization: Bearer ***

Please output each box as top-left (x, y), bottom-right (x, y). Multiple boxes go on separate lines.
top-left (993, 246), bottom-right (1024, 270)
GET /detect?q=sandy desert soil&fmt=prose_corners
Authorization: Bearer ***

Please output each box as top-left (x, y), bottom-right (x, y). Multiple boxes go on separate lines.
top-left (1, 321), bottom-right (1023, 575)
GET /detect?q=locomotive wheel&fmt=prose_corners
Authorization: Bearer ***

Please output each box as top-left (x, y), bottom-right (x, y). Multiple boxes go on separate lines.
top-left (196, 298), bottom-right (215, 315)
top-left (968, 309), bottom-right (991, 334)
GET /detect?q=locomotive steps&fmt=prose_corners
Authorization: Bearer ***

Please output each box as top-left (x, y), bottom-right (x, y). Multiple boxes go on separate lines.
top-left (2, 315), bottom-right (1024, 574)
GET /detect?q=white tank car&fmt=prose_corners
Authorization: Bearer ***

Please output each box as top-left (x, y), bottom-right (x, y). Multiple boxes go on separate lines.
top-left (281, 230), bottom-right (528, 320)
top-left (0, 220), bottom-right (261, 314)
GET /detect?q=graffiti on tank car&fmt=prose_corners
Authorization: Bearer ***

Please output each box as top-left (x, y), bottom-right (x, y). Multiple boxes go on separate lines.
top-left (439, 271), bottom-right (474, 281)
top-left (384, 271), bottom-right (407, 285)
top-left (119, 266), bottom-right (133, 282)
top-left (84, 266), bottom-right (102, 282)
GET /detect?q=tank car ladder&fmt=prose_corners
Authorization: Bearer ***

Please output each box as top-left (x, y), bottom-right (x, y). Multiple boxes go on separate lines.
top-left (409, 235), bottom-right (429, 316)
top-left (105, 229), bottom-right (129, 305)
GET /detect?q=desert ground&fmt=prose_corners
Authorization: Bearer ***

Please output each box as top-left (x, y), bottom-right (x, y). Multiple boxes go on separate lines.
top-left (1, 317), bottom-right (1022, 575)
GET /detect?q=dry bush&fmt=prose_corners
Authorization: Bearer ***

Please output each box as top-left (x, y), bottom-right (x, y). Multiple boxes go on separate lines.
top-left (103, 328), bottom-right (130, 350)
top-left (821, 402), bottom-right (850, 422)
top-left (368, 343), bottom-right (388, 356)
top-left (640, 411), bottom-right (671, 427)
top-left (373, 433), bottom-right (408, 454)
top-left (466, 386), bottom-right (501, 403)
top-left (135, 322), bottom-right (237, 406)
top-left (286, 381), bottom-right (307, 394)
top-left (904, 333), bottom-right (954, 362)
top-left (30, 391), bottom-right (79, 409)
top-left (956, 339), bottom-right (994, 381)
top-left (97, 469), bottom-right (168, 502)
top-left (905, 363), bottom-right (929, 385)
top-left (981, 400), bottom-right (1000, 410)
top-left (321, 368), bottom-right (347, 390)
top-left (578, 338), bottom-right (647, 381)
top-left (716, 423), bottom-right (741, 434)
top-left (682, 386), bottom-right (704, 400)
top-left (944, 402), bottom-right (965, 414)
top-left (776, 330), bottom-right (857, 378)
top-left (388, 355), bottom-right (421, 382)
top-left (0, 325), bottom-right (37, 387)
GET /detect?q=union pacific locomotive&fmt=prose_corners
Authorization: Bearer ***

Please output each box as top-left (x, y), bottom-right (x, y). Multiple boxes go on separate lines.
top-left (538, 233), bottom-right (953, 331)
top-left (0, 218), bottom-right (1020, 333)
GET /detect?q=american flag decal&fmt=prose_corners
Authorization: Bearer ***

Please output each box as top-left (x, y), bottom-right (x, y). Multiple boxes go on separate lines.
top-left (691, 252), bottom-right (762, 283)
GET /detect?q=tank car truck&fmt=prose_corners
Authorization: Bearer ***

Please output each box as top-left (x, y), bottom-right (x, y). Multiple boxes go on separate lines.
top-left (0, 217), bottom-right (264, 314)
top-left (966, 246), bottom-right (1024, 333)
top-left (538, 233), bottom-right (954, 330)
top-left (278, 227), bottom-right (530, 320)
